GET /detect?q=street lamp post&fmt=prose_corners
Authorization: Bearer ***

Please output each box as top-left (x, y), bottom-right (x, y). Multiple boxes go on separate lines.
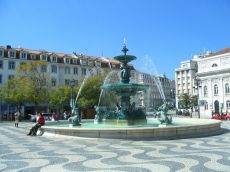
top-left (193, 77), bottom-right (201, 118)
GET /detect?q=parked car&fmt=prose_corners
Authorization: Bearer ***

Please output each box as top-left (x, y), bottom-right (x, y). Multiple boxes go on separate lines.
top-left (222, 114), bottom-right (230, 120)
top-left (211, 113), bottom-right (230, 120)
top-left (211, 114), bottom-right (222, 120)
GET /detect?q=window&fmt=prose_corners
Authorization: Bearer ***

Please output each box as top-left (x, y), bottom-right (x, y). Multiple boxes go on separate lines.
top-left (212, 63), bottom-right (218, 67)
top-left (51, 79), bottom-right (56, 87)
top-left (65, 79), bottom-right (70, 86)
top-left (204, 86), bottom-right (208, 97)
top-left (8, 61), bottom-right (15, 70)
top-left (214, 84), bottom-right (218, 95)
top-left (41, 54), bottom-right (47, 61)
top-left (73, 67), bottom-right (78, 74)
top-left (20, 52), bottom-right (27, 59)
top-left (9, 51), bottom-right (15, 58)
top-left (31, 54), bottom-right (36, 60)
top-left (225, 83), bottom-right (230, 94)
top-left (41, 65), bottom-right (47, 72)
top-left (81, 60), bottom-right (87, 65)
top-left (65, 58), bottom-right (70, 64)
top-left (0, 74), bottom-right (2, 84)
top-left (82, 68), bottom-right (86, 75)
top-left (72, 59), bottom-right (77, 64)
top-left (51, 56), bottom-right (57, 62)
top-left (0, 60), bottom-right (3, 69)
top-left (65, 67), bottom-right (70, 74)
top-left (8, 75), bottom-right (14, 80)
top-left (51, 65), bottom-right (57, 73)
top-left (95, 62), bottom-right (101, 67)
top-left (205, 104), bottom-right (208, 110)
top-left (0, 49), bottom-right (3, 57)
top-left (227, 101), bottom-right (230, 109)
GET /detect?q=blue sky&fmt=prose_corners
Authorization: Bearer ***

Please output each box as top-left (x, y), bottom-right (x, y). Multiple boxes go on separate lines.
top-left (1, 0), bottom-right (230, 79)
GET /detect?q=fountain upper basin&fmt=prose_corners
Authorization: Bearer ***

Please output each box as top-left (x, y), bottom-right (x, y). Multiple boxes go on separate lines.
top-left (101, 83), bottom-right (148, 96)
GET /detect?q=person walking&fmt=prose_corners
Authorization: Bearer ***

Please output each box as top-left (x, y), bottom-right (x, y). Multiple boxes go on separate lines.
top-left (14, 111), bottom-right (20, 127)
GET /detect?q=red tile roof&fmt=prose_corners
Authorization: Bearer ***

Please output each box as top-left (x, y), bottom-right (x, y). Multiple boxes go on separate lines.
top-left (207, 47), bottom-right (230, 57)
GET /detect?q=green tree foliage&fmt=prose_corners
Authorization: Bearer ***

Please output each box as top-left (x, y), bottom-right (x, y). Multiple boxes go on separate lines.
top-left (0, 62), bottom-right (51, 111)
top-left (77, 75), bottom-right (104, 109)
top-left (190, 95), bottom-right (198, 107)
top-left (179, 93), bottom-right (191, 109)
top-left (0, 77), bottom-right (28, 110)
top-left (16, 61), bottom-right (51, 107)
top-left (49, 86), bottom-right (77, 113)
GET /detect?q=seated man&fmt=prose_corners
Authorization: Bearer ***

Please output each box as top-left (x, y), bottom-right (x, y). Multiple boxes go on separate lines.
top-left (27, 112), bottom-right (45, 136)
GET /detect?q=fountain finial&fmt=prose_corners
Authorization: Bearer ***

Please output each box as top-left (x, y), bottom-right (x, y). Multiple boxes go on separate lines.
top-left (122, 38), bottom-right (128, 56)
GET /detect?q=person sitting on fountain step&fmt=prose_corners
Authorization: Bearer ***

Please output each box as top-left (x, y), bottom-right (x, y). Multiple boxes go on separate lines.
top-left (27, 112), bottom-right (45, 136)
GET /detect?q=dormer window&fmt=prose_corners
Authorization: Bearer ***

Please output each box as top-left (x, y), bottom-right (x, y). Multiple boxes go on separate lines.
top-left (51, 55), bottom-right (57, 63)
top-left (8, 51), bottom-right (15, 58)
top-left (40, 54), bottom-right (47, 61)
top-left (212, 63), bottom-right (218, 67)
top-left (31, 54), bottom-right (36, 60)
top-left (0, 49), bottom-right (3, 57)
top-left (20, 52), bottom-right (27, 59)
top-left (95, 62), bottom-right (101, 67)
top-left (72, 59), bottom-right (77, 64)
top-left (80, 59), bottom-right (87, 66)
top-left (65, 58), bottom-right (70, 64)
top-left (88, 61), bottom-right (94, 66)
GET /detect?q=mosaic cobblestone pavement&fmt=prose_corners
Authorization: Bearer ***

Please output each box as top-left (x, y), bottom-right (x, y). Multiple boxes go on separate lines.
top-left (0, 121), bottom-right (230, 172)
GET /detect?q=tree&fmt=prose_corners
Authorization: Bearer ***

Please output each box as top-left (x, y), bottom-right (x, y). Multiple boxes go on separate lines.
top-left (49, 86), bottom-right (77, 114)
top-left (190, 95), bottom-right (198, 107)
top-left (179, 93), bottom-right (191, 109)
top-left (16, 61), bottom-right (51, 110)
top-left (0, 77), bottom-right (28, 111)
top-left (77, 75), bottom-right (104, 110)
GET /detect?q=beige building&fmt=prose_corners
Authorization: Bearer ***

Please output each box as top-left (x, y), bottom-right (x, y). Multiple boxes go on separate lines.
top-left (0, 45), bottom-right (121, 118)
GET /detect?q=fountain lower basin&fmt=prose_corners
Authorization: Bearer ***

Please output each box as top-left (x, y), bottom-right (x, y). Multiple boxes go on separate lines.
top-left (42, 118), bottom-right (222, 140)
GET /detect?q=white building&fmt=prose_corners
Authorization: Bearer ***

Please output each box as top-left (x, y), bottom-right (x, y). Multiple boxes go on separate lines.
top-left (197, 48), bottom-right (230, 118)
top-left (175, 59), bottom-right (198, 108)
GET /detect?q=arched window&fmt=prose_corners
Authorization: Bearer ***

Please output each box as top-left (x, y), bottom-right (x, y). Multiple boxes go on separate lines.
top-left (225, 83), bottom-right (230, 94)
top-left (212, 63), bottom-right (218, 67)
top-left (204, 86), bottom-right (208, 97)
top-left (214, 84), bottom-right (218, 95)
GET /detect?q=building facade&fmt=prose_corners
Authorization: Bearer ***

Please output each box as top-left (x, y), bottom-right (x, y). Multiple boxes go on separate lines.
top-left (0, 45), bottom-right (174, 119)
top-left (0, 45), bottom-right (120, 119)
top-left (131, 70), bottom-right (175, 111)
top-left (175, 59), bottom-right (198, 108)
top-left (197, 48), bottom-right (230, 118)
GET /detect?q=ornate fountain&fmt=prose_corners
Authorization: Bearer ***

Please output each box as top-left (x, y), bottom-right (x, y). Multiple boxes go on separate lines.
top-left (94, 44), bottom-right (148, 125)
top-left (43, 44), bottom-right (222, 140)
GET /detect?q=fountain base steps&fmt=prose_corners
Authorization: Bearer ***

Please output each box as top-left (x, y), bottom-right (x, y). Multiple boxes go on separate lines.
top-left (42, 118), bottom-right (222, 140)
